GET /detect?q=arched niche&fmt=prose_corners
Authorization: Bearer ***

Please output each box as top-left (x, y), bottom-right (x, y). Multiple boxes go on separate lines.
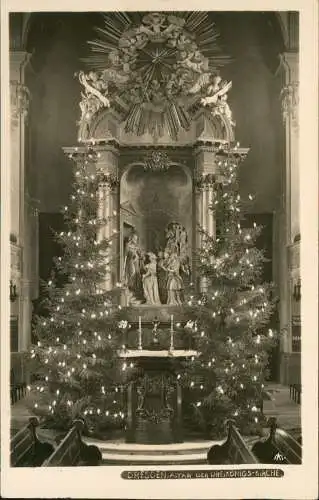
top-left (120, 162), bottom-right (193, 273)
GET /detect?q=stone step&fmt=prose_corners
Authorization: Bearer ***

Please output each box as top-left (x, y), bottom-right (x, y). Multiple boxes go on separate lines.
top-left (101, 453), bottom-right (207, 465)
top-left (84, 438), bottom-right (213, 456)
top-left (84, 438), bottom-right (214, 464)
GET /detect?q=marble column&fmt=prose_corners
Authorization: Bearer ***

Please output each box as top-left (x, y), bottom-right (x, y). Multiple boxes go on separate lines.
top-left (278, 49), bottom-right (300, 384)
top-left (10, 50), bottom-right (32, 365)
top-left (194, 146), bottom-right (217, 293)
top-left (96, 144), bottom-right (120, 291)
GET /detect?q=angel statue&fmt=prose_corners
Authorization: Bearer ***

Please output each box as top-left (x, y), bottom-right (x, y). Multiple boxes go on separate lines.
top-left (79, 92), bottom-right (95, 119)
top-left (201, 79), bottom-right (232, 107)
top-left (138, 12), bottom-right (166, 36)
top-left (164, 15), bottom-right (185, 45)
top-left (214, 93), bottom-right (235, 127)
top-left (78, 70), bottom-right (110, 109)
top-left (200, 79), bottom-right (235, 127)
top-left (101, 67), bottom-right (130, 86)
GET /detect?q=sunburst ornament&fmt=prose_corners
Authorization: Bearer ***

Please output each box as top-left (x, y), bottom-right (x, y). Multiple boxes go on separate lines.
top-left (79, 12), bottom-right (232, 140)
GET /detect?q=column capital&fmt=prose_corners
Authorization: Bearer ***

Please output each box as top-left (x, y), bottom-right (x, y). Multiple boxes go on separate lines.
top-left (278, 51), bottom-right (299, 84)
top-left (278, 52), bottom-right (299, 128)
top-left (194, 173), bottom-right (216, 190)
top-left (99, 175), bottom-right (120, 190)
top-left (10, 80), bottom-right (30, 126)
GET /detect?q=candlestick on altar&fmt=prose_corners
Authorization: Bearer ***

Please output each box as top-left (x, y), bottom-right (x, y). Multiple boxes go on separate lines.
top-left (170, 315), bottom-right (174, 331)
top-left (138, 316), bottom-right (142, 350)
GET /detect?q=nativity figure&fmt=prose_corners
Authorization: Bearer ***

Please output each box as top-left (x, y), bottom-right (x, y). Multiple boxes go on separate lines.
top-left (123, 231), bottom-right (144, 301)
top-left (142, 252), bottom-right (161, 305)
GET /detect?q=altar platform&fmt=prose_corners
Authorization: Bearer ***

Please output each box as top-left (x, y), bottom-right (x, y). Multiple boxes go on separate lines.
top-left (125, 305), bottom-right (186, 323)
top-left (118, 349), bottom-right (199, 358)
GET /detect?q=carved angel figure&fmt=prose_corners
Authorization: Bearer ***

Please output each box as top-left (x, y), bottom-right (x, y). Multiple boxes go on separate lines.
top-left (78, 70), bottom-right (110, 109)
top-left (108, 49), bottom-right (122, 67)
top-left (214, 94), bottom-right (235, 126)
top-left (187, 72), bottom-right (212, 95)
top-left (201, 80), bottom-right (232, 107)
top-left (177, 50), bottom-right (206, 74)
top-left (166, 14), bottom-right (185, 31)
top-left (206, 75), bottom-right (223, 95)
top-left (139, 12), bottom-right (166, 36)
top-left (79, 92), bottom-right (102, 122)
top-left (164, 15), bottom-right (185, 45)
top-left (101, 67), bottom-right (130, 86)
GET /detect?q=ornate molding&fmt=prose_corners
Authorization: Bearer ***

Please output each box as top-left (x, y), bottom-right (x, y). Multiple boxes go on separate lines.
top-left (288, 240), bottom-right (300, 271)
top-left (144, 150), bottom-right (171, 172)
top-left (80, 13), bottom-right (231, 140)
top-left (10, 80), bottom-right (30, 125)
top-left (10, 243), bottom-right (22, 278)
top-left (194, 173), bottom-right (216, 189)
top-left (100, 174), bottom-right (119, 189)
top-left (280, 82), bottom-right (299, 128)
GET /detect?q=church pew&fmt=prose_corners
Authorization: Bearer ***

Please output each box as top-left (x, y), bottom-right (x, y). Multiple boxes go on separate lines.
top-left (10, 367), bottom-right (27, 405)
top-left (10, 382), bottom-right (27, 405)
top-left (251, 417), bottom-right (302, 464)
top-left (207, 420), bottom-right (259, 464)
top-left (11, 417), bottom-right (55, 467)
top-left (42, 419), bottom-right (102, 466)
top-left (290, 383), bottom-right (301, 404)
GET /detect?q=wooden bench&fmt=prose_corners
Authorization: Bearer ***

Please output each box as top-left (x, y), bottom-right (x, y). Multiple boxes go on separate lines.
top-left (42, 419), bottom-right (102, 467)
top-left (207, 420), bottom-right (259, 465)
top-left (11, 417), bottom-right (55, 467)
top-left (252, 417), bottom-right (302, 464)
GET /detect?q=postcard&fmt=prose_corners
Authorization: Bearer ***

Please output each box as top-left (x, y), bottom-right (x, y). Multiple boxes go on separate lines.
top-left (1, 0), bottom-right (318, 498)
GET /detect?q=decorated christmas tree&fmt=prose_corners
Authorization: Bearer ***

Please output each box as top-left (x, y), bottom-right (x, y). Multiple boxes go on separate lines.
top-left (177, 146), bottom-right (277, 438)
top-left (27, 145), bottom-right (133, 437)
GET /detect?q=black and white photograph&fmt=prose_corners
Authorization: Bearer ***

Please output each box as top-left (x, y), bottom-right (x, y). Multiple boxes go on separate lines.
top-left (1, 1), bottom-right (318, 499)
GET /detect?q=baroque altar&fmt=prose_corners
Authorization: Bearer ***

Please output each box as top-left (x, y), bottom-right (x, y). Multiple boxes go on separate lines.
top-left (64, 12), bottom-right (249, 444)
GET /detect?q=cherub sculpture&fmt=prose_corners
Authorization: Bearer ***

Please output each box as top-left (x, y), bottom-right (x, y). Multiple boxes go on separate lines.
top-left (164, 15), bottom-right (185, 46)
top-left (101, 67), bottom-right (130, 86)
top-left (138, 12), bottom-right (166, 36)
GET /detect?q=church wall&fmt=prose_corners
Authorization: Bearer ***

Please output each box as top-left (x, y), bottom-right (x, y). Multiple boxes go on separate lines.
top-left (224, 46), bottom-right (282, 214)
top-left (28, 21), bottom-right (82, 212)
